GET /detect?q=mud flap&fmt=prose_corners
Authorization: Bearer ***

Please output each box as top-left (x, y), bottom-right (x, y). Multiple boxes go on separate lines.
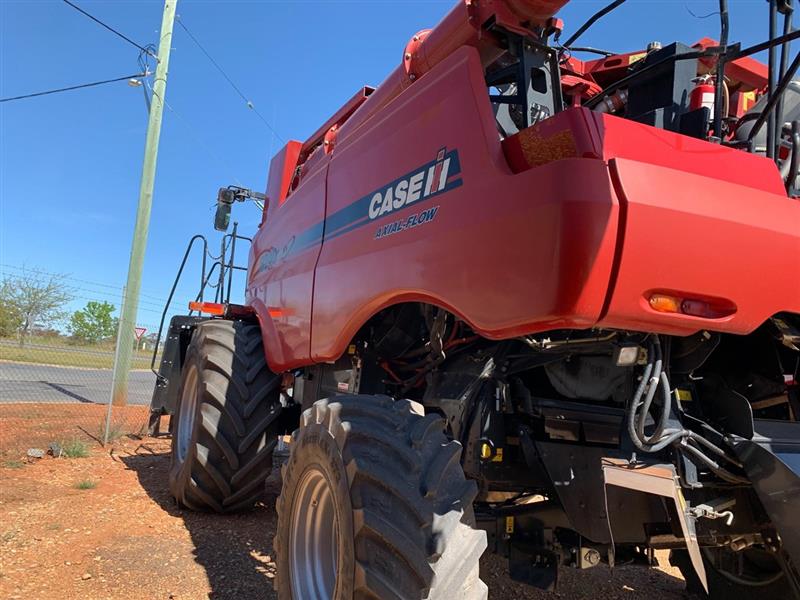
top-left (149, 315), bottom-right (209, 426)
top-left (602, 459), bottom-right (708, 592)
top-left (733, 419), bottom-right (800, 590)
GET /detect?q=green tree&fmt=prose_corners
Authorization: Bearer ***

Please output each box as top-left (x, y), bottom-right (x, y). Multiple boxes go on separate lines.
top-left (69, 301), bottom-right (117, 345)
top-left (0, 280), bottom-right (23, 337)
top-left (1, 270), bottom-right (72, 346)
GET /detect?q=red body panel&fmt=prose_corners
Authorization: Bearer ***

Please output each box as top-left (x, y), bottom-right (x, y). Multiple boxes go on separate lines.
top-left (266, 141), bottom-right (302, 207)
top-left (248, 12), bottom-right (800, 374)
top-left (249, 159), bottom-right (327, 370)
top-left (598, 158), bottom-right (800, 335)
top-left (312, 48), bottom-right (620, 364)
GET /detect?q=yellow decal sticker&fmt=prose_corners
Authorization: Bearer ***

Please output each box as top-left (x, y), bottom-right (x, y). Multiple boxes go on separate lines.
top-left (505, 516), bottom-right (514, 534)
top-left (491, 447), bottom-right (504, 463)
top-left (628, 52), bottom-right (647, 65)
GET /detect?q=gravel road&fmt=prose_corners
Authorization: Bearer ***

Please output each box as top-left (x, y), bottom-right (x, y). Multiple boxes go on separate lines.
top-left (0, 361), bottom-right (153, 405)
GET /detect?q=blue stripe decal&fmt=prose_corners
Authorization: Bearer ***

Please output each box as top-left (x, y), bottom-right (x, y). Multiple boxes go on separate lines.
top-left (256, 148), bottom-right (462, 273)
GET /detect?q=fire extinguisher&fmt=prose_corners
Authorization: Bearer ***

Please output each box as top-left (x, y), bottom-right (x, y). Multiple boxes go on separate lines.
top-left (690, 76), bottom-right (716, 113)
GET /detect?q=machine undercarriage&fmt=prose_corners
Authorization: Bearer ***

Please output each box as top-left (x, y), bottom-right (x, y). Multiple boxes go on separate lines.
top-left (291, 304), bottom-right (800, 594)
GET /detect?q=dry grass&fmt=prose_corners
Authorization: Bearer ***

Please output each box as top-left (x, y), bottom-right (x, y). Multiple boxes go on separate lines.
top-left (0, 338), bottom-right (155, 369)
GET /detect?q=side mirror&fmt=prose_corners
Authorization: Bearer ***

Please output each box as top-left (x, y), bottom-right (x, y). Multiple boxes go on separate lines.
top-left (214, 188), bottom-right (235, 231)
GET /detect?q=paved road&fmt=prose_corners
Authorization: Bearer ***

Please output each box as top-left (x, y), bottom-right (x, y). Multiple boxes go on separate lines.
top-left (0, 362), bottom-right (154, 405)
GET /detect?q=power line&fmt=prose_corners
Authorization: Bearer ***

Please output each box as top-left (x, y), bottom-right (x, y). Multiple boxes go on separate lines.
top-left (145, 80), bottom-right (245, 189)
top-left (0, 264), bottom-right (167, 304)
top-left (0, 263), bottom-right (234, 314)
top-left (175, 15), bottom-right (284, 143)
top-left (62, 0), bottom-right (158, 60)
top-left (0, 72), bottom-right (146, 104)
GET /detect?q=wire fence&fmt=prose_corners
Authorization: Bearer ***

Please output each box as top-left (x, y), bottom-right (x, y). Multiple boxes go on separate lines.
top-left (0, 325), bottom-right (163, 459)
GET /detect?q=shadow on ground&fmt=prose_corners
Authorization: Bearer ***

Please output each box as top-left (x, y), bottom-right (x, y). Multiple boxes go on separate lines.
top-left (120, 440), bottom-right (690, 600)
top-left (121, 442), bottom-right (279, 600)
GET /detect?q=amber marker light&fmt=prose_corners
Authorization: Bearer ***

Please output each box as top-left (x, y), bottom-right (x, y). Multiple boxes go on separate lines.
top-left (648, 294), bottom-right (682, 314)
top-left (188, 301), bottom-right (225, 315)
top-left (648, 293), bottom-right (736, 319)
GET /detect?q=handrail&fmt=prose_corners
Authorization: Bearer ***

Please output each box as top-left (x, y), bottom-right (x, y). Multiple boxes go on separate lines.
top-left (150, 235), bottom-right (208, 378)
top-left (151, 226), bottom-right (253, 384)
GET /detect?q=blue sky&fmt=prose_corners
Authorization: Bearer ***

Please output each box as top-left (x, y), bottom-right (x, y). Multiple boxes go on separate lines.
top-left (0, 0), bottom-right (777, 332)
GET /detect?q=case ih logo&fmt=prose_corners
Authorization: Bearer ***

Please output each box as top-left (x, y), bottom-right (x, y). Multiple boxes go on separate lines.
top-left (367, 147), bottom-right (462, 220)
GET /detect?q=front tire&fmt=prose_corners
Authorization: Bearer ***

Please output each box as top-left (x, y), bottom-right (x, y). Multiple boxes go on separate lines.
top-left (274, 395), bottom-right (487, 600)
top-left (169, 319), bottom-right (282, 512)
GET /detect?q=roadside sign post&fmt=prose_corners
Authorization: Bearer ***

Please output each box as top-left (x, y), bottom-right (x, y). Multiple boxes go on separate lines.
top-left (134, 327), bottom-right (147, 351)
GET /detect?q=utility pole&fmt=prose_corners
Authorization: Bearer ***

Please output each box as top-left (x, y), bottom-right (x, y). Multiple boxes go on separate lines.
top-left (110, 0), bottom-right (177, 406)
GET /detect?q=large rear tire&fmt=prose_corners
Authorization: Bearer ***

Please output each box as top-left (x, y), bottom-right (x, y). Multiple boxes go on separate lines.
top-left (169, 319), bottom-right (282, 512)
top-left (274, 395), bottom-right (488, 600)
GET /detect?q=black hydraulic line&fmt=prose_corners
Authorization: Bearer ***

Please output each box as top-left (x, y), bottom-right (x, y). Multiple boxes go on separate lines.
top-left (636, 341), bottom-right (663, 442)
top-left (652, 370), bottom-right (671, 442)
top-left (734, 27), bottom-right (800, 60)
top-left (679, 442), bottom-right (750, 485)
top-left (559, 0), bottom-right (627, 50)
top-left (624, 337), bottom-right (742, 477)
top-left (776, 7), bottom-right (794, 147)
top-left (685, 431), bottom-right (744, 468)
top-left (712, 0), bottom-right (729, 139)
top-left (789, 121), bottom-right (800, 191)
top-left (769, 1), bottom-right (779, 159)
top-left (748, 50), bottom-right (800, 145)
top-left (626, 338), bottom-right (687, 453)
top-left (567, 46), bottom-right (615, 57)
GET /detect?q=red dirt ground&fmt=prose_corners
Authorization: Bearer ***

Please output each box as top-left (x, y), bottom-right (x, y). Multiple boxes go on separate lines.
top-left (0, 403), bottom-right (149, 458)
top-left (0, 435), bottom-right (690, 599)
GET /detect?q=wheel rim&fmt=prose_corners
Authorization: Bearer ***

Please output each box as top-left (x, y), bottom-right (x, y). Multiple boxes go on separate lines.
top-left (176, 366), bottom-right (199, 463)
top-left (289, 466), bottom-right (339, 599)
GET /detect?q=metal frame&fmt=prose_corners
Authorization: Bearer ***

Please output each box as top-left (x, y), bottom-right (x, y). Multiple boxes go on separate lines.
top-left (486, 31), bottom-right (564, 130)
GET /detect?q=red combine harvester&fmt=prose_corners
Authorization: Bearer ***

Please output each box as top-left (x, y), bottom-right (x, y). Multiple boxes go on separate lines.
top-left (149, 0), bottom-right (800, 597)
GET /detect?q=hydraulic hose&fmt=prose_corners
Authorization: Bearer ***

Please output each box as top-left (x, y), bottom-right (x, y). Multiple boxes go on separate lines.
top-left (636, 341), bottom-right (662, 442)
top-left (679, 441), bottom-right (750, 485)
top-left (625, 335), bottom-right (750, 485)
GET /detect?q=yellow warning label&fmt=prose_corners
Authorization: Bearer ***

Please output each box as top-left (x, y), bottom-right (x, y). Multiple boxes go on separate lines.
top-left (676, 389), bottom-right (693, 402)
top-left (347, 344), bottom-right (356, 354)
top-left (742, 91), bottom-right (756, 111)
top-left (628, 52), bottom-right (647, 65)
top-left (491, 447), bottom-right (504, 463)
top-left (505, 516), bottom-right (514, 534)
top-left (677, 489), bottom-right (687, 513)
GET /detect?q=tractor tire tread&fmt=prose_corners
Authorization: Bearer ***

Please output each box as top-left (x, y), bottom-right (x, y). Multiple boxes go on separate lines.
top-left (274, 394), bottom-right (487, 599)
top-left (169, 319), bottom-right (281, 513)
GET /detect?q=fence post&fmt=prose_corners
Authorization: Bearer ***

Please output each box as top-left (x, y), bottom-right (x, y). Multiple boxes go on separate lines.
top-left (104, 286), bottom-right (127, 445)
